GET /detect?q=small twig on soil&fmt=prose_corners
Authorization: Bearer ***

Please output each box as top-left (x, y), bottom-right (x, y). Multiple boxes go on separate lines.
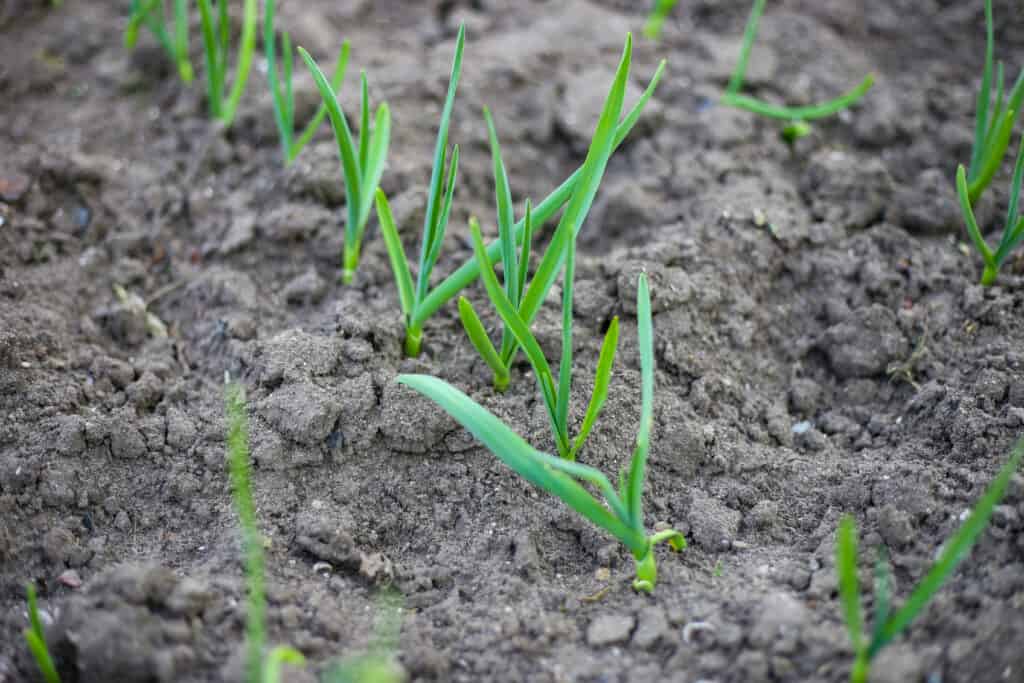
top-left (887, 322), bottom-right (930, 390)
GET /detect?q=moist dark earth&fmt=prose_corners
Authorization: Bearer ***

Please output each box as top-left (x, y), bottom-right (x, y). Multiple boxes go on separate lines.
top-left (2, 1), bottom-right (1024, 682)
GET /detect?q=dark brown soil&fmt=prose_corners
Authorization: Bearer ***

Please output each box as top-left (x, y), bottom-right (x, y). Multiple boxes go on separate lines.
top-left (2, 1), bottom-right (1024, 682)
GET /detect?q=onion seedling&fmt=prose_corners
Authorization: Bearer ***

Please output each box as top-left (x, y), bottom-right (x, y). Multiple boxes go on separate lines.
top-left (459, 31), bottom-right (632, 410)
top-left (125, 0), bottom-right (193, 83)
top-left (375, 24), bottom-right (465, 356)
top-left (956, 136), bottom-right (1024, 286)
top-left (125, 0), bottom-right (258, 127)
top-left (836, 436), bottom-right (1024, 683)
top-left (399, 273), bottom-right (686, 592)
top-left (643, 0), bottom-right (679, 40)
top-left (719, 0), bottom-right (874, 143)
top-left (962, 0), bottom-right (1024, 206)
top-left (225, 379), bottom-right (306, 683)
top-left (383, 34), bottom-right (665, 356)
top-left (455, 108), bottom-right (536, 390)
top-left (300, 48), bottom-right (391, 284)
top-left (264, 0), bottom-right (349, 165)
top-left (23, 582), bottom-right (60, 683)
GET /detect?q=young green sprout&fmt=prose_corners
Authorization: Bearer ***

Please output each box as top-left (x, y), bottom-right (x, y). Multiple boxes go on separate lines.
top-left (381, 34), bottom-right (665, 356)
top-left (225, 379), bottom-right (305, 683)
top-left (264, 0), bottom-right (349, 165)
top-left (957, 136), bottom-right (1024, 286)
top-left (643, 0), bottom-right (679, 40)
top-left (125, 0), bottom-right (258, 127)
top-left (836, 437), bottom-right (1024, 683)
top-left (375, 24), bottom-right (465, 356)
top-left (399, 273), bottom-right (685, 592)
top-left (324, 589), bottom-right (406, 683)
top-left (23, 582), bottom-right (60, 683)
top-left (962, 0), bottom-right (1024, 206)
top-left (300, 49), bottom-right (391, 284)
top-left (466, 212), bottom-right (618, 459)
top-left (456, 108), bottom-right (537, 391)
top-left (719, 0), bottom-right (874, 143)
top-left (125, 0), bottom-right (193, 83)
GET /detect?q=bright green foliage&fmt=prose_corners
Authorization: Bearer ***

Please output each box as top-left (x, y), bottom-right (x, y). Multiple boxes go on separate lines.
top-left (643, 0), bottom-right (679, 40)
top-left (719, 0), bottom-right (873, 140)
top-left (382, 35), bottom-right (665, 355)
top-left (300, 48), bottom-right (391, 284)
top-left (399, 273), bottom-right (685, 592)
top-left (457, 108), bottom-right (536, 390)
top-left (125, 0), bottom-right (257, 126)
top-left (964, 0), bottom-right (1024, 205)
top-left (23, 583), bottom-right (61, 683)
top-left (225, 381), bottom-right (306, 683)
top-left (375, 24), bottom-right (465, 355)
top-left (957, 137), bottom-right (1024, 286)
top-left (836, 437), bottom-right (1024, 683)
top-left (126, 0), bottom-right (193, 83)
top-left (458, 33), bottom-right (635, 449)
top-left (264, 0), bottom-right (349, 165)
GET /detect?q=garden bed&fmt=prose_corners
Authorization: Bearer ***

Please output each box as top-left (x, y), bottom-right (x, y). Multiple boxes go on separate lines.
top-left (1, 1), bottom-right (1023, 682)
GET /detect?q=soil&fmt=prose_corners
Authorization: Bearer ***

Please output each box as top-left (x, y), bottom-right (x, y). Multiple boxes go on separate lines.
top-left (2, 1), bottom-right (1024, 682)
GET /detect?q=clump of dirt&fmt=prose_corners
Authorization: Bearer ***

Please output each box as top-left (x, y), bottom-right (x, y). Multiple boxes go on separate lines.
top-left (2, 1), bottom-right (1024, 682)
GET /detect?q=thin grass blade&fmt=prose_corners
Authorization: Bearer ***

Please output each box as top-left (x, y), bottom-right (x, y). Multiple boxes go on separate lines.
top-left (869, 549), bottom-right (891, 651)
top-left (970, 0), bottom-right (996, 178)
top-left (995, 135), bottom-right (1024, 263)
top-left (291, 42), bottom-right (350, 161)
top-left (174, 0), bottom-right (193, 82)
top-left (956, 164), bottom-right (995, 265)
top-left (519, 35), bottom-right (631, 329)
top-left (470, 219), bottom-right (558, 421)
top-left (125, 0), bottom-right (162, 49)
top-left (423, 145), bottom-right (460, 286)
top-left (626, 272), bottom-right (654, 529)
top-left (397, 374), bottom-right (648, 555)
top-left (24, 631), bottom-right (60, 683)
top-left (727, 0), bottom-right (766, 94)
top-left (282, 31), bottom-right (294, 132)
top-left (358, 73), bottom-right (370, 171)
top-left (220, 0), bottom-right (258, 125)
top-left (485, 107), bottom-right (519, 306)
top-left (570, 316), bottom-right (619, 460)
top-left (873, 437), bottom-right (1024, 654)
top-left (416, 23), bottom-right (465, 302)
top-left (374, 190), bottom-right (415, 318)
top-left (458, 297), bottom-right (508, 387)
top-left (836, 515), bottom-right (863, 653)
top-left (969, 108), bottom-right (1016, 204)
top-left (263, 0), bottom-right (291, 159)
top-left (720, 74), bottom-right (874, 121)
top-left (197, 0), bottom-right (223, 117)
top-left (299, 46), bottom-right (362, 242)
top-left (355, 104), bottom-right (392, 244)
top-left (555, 226), bottom-right (575, 455)
top-left (263, 647), bottom-right (306, 683)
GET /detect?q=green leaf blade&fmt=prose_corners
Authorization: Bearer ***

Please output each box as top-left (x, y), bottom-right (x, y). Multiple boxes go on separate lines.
top-left (570, 316), bottom-right (619, 460)
top-left (397, 374), bottom-right (647, 555)
top-left (374, 189), bottom-right (415, 319)
top-left (876, 438), bottom-right (1024, 650)
top-left (836, 515), bottom-right (863, 654)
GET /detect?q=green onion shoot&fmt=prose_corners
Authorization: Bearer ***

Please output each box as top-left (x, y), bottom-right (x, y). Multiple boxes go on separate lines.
top-left (225, 379), bottom-right (306, 683)
top-left (836, 436), bottom-right (1024, 683)
top-left (956, 136), bottom-right (1024, 286)
top-left (264, 0), bottom-right (349, 165)
top-left (382, 33), bottom-right (665, 356)
top-left (300, 47), bottom-right (391, 284)
top-left (125, 0), bottom-right (258, 127)
top-left (643, 0), bottom-right (679, 40)
top-left (720, 0), bottom-right (874, 142)
top-left (399, 273), bottom-right (685, 592)
top-left (962, 0), bottom-right (1024, 206)
top-left (23, 582), bottom-right (61, 683)
top-left (375, 24), bottom-right (465, 356)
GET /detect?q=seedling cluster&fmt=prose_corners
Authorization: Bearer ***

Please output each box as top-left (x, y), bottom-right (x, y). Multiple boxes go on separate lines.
top-left (19, 1), bottom-right (1024, 681)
